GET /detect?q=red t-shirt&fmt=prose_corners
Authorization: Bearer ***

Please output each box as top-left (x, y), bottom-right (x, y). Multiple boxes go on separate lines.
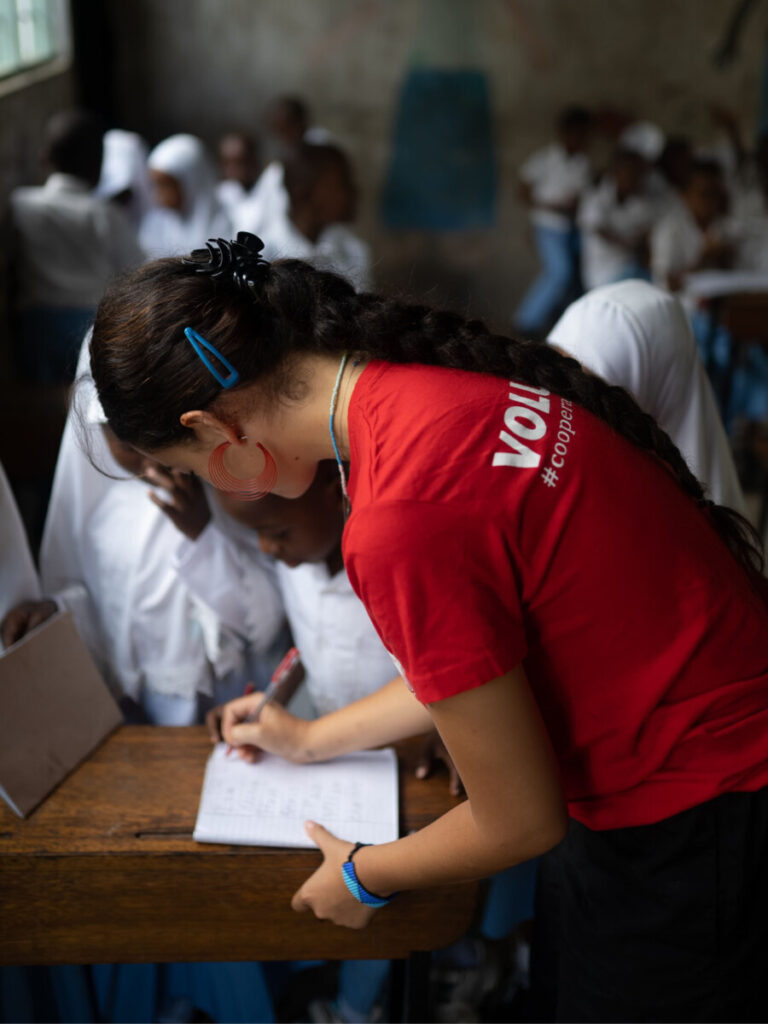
top-left (343, 361), bottom-right (768, 830)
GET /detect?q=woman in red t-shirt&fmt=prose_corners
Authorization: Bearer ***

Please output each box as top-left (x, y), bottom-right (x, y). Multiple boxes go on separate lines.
top-left (89, 234), bottom-right (768, 1021)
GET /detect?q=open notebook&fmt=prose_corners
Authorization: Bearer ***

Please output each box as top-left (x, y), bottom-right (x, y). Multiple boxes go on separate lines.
top-left (193, 744), bottom-right (399, 848)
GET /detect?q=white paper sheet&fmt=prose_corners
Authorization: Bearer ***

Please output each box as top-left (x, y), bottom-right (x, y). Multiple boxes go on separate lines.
top-left (193, 743), bottom-right (399, 848)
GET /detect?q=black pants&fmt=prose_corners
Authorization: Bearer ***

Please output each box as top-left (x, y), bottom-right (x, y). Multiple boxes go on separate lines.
top-left (530, 787), bottom-right (768, 1022)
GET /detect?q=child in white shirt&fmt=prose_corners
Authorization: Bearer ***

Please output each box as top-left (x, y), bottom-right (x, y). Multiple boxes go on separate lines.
top-left (10, 110), bottom-right (142, 382)
top-left (515, 106), bottom-right (594, 335)
top-left (216, 131), bottom-right (262, 226)
top-left (201, 461), bottom-right (400, 1024)
top-left (139, 134), bottom-right (232, 258)
top-left (36, 346), bottom-right (284, 724)
top-left (578, 149), bottom-right (653, 291)
top-left (730, 133), bottom-right (768, 273)
top-left (230, 96), bottom-right (332, 239)
top-left (196, 461), bottom-right (398, 719)
top-left (257, 143), bottom-right (371, 291)
top-left (650, 159), bottom-right (736, 298)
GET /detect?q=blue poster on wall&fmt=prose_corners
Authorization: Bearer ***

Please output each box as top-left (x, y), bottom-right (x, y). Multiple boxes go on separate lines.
top-left (381, 67), bottom-right (496, 231)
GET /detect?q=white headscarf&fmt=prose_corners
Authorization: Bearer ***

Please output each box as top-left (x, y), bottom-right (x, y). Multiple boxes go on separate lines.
top-left (619, 121), bottom-right (665, 162)
top-left (139, 134), bottom-right (232, 258)
top-left (97, 129), bottom-right (154, 227)
top-left (39, 334), bottom-right (284, 718)
top-left (548, 280), bottom-right (746, 513)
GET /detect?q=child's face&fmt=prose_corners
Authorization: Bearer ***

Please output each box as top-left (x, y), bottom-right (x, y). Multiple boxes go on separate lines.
top-left (266, 104), bottom-right (306, 149)
top-left (150, 169), bottom-right (184, 211)
top-left (685, 173), bottom-right (724, 226)
top-left (218, 135), bottom-right (258, 189)
top-left (561, 125), bottom-right (591, 155)
top-left (102, 425), bottom-right (166, 480)
top-left (217, 470), bottom-right (343, 569)
top-left (312, 160), bottom-right (357, 225)
top-left (613, 155), bottom-right (645, 197)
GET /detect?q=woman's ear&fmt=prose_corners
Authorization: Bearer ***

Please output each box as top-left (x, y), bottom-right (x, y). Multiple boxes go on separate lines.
top-left (179, 409), bottom-right (241, 446)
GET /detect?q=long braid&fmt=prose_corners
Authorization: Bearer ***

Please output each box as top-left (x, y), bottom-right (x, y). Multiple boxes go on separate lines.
top-left (302, 276), bottom-right (764, 577)
top-left (90, 254), bottom-right (764, 578)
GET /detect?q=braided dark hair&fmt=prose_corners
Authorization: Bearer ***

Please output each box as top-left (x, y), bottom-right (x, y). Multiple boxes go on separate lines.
top-left (90, 240), bottom-right (764, 577)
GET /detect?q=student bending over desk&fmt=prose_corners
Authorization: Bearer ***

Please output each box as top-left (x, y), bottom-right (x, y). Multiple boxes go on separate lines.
top-left (87, 231), bottom-right (768, 1023)
top-left (199, 460), bottom-right (420, 1022)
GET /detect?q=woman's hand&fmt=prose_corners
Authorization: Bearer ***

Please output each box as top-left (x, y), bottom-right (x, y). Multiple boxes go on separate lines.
top-left (220, 694), bottom-right (312, 763)
top-left (292, 822), bottom-right (379, 929)
top-left (144, 466), bottom-right (211, 540)
top-left (1, 598), bottom-right (58, 648)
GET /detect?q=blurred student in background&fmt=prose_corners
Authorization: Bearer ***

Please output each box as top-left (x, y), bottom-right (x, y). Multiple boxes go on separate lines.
top-left (96, 128), bottom-right (154, 230)
top-left (259, 142), bottom-right (371, 291)
top-left (9, 109), bottom-right (142, 383)
top-left (578, 147), bottom-right (653, 291)
top-left (650, 158), bottom-right (734, 296)
top-left (238, 95), bottom-right (332, 238)
top-left (139, 133), bottom-right (231, 258)
top-left (216, 130), bottom-right (262, 226)
top-left (514, 106), bottom-right (594, 336)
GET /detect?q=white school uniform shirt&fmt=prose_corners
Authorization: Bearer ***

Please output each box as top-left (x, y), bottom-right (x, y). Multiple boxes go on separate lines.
top-left (10, 173), bottom-right (142, 308)
top-left (578, 179), bottom-right (654, 291)
top-left (0, 461), bottom-right (41, 647)
top-left (216, 179), bottom-right (251, 224)
top-left (234, 126), bottom-right (335, 238)
top-left (139, 134), bottom-right (232, 258)
top-left (730, 176), bottom-right (768, 273)
top-left (47, 460), bottom-right (282, 721)
top-left (175, 530), bottom-right (396, 716)
top-left (235, 161), bottom-right (287, 237)
top-left (79, 476), bottom-right (216, 708)
top-left (260, 208), bottom-right (371, 291)
top-left (40, 337), bottom-right (284, 721)
top-left (650, 204), bottom-right (741, 291)
top-left (519, 143), bottom-right (592, 232)
top-left (548, 280), bottom-right (745, 513)
top-left (643, 172), bottom-right (685, 218)
top-left (273, 560), bottom-right (397, 716)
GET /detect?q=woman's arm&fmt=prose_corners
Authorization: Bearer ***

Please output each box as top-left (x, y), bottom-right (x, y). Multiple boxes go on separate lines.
top-left (291, 664), bottom-right (568, 926)
top-left (220, 674), bottom-right (434, 762)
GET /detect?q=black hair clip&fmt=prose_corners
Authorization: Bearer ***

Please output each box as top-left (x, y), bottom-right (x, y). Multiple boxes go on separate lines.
top-left (182, 231), bottom-right (270, 299)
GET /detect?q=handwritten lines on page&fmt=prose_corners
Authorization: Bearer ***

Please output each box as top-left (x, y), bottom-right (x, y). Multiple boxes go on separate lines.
top-left (193, 744), bottom-right (399, 848)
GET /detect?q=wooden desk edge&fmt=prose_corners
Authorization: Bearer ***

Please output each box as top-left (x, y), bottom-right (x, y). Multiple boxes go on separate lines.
top-left (0, 727), bottom-right (481, 963)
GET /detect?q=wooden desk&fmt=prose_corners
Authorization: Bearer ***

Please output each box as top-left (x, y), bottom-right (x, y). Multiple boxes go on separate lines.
top-left (0, 727), bottom-right (478, 966)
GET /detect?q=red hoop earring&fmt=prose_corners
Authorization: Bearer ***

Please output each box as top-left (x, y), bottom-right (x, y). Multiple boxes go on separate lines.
top-left (208, 441), bottom-right (277, 500)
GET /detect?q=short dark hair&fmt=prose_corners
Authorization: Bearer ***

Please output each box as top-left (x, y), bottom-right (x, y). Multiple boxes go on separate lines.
top-left (283, 143), bottom-right (350, 203)
top-left (558, 106), bottom-right (593, 133)
top-left (45, 109), bottom-right (104, 184)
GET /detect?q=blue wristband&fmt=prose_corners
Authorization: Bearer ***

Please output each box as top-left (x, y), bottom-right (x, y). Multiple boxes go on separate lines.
top-left (341, 843), bottom-right (397, 908)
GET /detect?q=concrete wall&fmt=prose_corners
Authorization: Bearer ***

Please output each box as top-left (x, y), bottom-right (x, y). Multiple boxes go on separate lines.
top-left (0, 68), bottom-right (76, 215)
top-left (102, 0), bottom-right (767, 323)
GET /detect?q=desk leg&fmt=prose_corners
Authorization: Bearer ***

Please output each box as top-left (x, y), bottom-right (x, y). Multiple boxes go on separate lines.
top-left (389, 951), bottom-right (431, 1023)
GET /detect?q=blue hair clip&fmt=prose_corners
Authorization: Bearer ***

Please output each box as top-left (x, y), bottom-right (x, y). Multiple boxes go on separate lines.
top-left (184, 327), bottom-right (240, 389)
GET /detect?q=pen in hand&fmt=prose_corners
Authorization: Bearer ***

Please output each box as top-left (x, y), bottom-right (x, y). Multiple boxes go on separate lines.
top-left (244, 647), bottom-right (301, 725)
top-left (225, 647), bottom-right (302, 756)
